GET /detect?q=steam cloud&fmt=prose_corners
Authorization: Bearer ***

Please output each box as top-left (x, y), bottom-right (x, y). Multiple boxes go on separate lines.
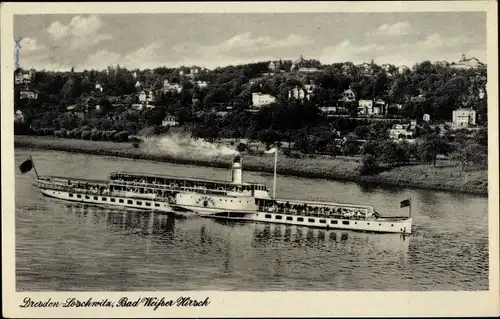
top-left (140, 132), bottom-right (239, 158)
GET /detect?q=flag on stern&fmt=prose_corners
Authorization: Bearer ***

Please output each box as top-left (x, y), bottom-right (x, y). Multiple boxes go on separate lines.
top-left (264, 147), bottom-right (277, 154)
top-left (400, 199), bottom-right (411, 208)
top-left (19, 157), bottom-right (34, 174)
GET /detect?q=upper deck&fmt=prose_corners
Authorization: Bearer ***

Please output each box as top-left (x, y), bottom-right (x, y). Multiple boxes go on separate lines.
top-left (109, 171), bottom-right (270, 193)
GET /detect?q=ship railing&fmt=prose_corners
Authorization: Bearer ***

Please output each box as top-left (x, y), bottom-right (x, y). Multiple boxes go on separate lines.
top-left (258, 206), bottom-right (375, 220)
top-left (110, 179), bottom-right (254, 197)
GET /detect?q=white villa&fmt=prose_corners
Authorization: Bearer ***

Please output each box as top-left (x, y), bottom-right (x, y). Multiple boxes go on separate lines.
top-left (452, 108), bottom-right (476, 128)
top-left (252, 93), bottom-right (276, 107)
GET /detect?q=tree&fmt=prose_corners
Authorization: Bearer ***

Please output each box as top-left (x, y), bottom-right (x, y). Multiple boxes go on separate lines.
top-left (417, 136), bottom-right (452, 166)
top-left (450, 141), bottom-right (487, 173)
top-left (258, 129), bottom-right (281, 147)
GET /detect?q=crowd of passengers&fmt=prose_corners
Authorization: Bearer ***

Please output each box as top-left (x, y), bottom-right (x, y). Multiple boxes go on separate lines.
top-left (260, 201), bottom-right (379, 219)
top-left (110, 175), bottom-right (260, 194)
top-left (65, 180), bottom-right (178, 203)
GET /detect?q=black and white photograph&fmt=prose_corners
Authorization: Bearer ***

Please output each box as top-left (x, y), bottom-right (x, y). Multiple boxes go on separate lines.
top-left (2, 1), bottom-right (498, 318)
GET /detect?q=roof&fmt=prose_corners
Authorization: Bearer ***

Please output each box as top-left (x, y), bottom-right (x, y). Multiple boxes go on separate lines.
top-left (454, 108), bottom-right (475, 112)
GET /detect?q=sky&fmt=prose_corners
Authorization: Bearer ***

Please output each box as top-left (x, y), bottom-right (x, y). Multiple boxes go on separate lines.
top-left (14, 12), bottom-right (487, 71)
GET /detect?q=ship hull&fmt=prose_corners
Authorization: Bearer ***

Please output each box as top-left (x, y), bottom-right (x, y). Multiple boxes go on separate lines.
top-left (39, 188), bottom-right (178, 214)
top-left (205, 211), bottom-right (412, 234)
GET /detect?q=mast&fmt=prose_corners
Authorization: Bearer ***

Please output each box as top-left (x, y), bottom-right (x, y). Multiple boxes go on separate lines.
top-left (409, 197), bottom-right (412, 218)
top-left (30, 155), bottom-right (39, 178)
top-left (273, 148), bottom-right (277, 199)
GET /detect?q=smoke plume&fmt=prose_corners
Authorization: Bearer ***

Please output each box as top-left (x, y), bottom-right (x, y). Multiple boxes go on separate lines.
top-left (140, 131), bottom-right (239, 158)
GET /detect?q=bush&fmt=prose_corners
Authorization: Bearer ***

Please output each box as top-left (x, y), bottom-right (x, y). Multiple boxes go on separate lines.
top-left (115, 131), bottom-right (129, 142)
top-left (60, 128), bottom-right (67, 137)
top-left (81, 131), bottom-right (91, 140)
top-left (360, 154), bottom-right (379, 175)
top-left (90, 131), bottom-right (102, 141)
top-left (236, 143), bottom-right (247, 152)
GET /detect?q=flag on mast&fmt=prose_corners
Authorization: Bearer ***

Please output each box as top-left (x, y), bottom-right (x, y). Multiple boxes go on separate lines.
top-left (400, 198), bottom-right (411, 208)
top-left (264, 147), bottom-right (277, 154)
top-left (19, 157), bottom-right (34, 174)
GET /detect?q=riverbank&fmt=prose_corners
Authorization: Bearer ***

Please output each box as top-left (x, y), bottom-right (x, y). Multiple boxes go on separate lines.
top-left (15, 135), bottom-right (488, 196)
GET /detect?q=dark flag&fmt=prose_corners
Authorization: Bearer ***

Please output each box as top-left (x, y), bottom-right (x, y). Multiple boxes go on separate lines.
top-left (19, 157), bottom-right (34, 174)
top-left (400, 199), bottom-right (411, 208)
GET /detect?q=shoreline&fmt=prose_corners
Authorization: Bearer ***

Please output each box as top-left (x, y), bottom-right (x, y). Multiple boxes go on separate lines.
top-left (14, 135), bottom-right (488, 197)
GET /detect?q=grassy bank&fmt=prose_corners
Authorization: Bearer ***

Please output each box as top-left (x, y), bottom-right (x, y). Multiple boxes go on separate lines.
top-left (15, 135), bottom-right (488, 196)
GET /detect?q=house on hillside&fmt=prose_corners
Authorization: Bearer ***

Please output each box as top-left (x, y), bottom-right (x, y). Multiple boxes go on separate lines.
top-left (268, 61), bottom-right (281, 71)
top-left (20, 89), bottom-right (38, 100)
top-left (95, 83), bottom-right (103, 92)
top-left (288, 84), bottom-right (316, 101)
top-left (252, 93), bottom-right (276, 107)
top-left (339, 88), bottom-right (357, 103)
top-left (195, 80), bottom-right (209, 89)
top-left (161, 115), bottom-right (179, 127)
top-left (452, 108), bottom-right (476, 128)
top-left (450, 54), bottom-right (485, 70)
top-left (14, 69), bottom-right (36, 85)
top-left (389, 124), bottom-right (414, 139)
top-left (14, 110), bottom-right (25, 123)
top-left (138, 90), bottom-right (155, 103)
top-left (163, 80), bottom-right (182, 93)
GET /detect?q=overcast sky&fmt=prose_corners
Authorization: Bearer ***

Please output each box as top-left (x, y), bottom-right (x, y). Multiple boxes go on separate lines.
top-left (14, 12), bottom-right (486, 71)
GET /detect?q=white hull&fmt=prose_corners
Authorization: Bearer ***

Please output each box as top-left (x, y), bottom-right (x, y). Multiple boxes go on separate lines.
top-left (40, 188), bottom-right (176, 214)
top-left (205, 211), bottom-right (412, 234)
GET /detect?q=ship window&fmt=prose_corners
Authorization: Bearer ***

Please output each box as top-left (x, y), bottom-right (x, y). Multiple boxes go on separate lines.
top-left (367, 223), bottom-right (370, 225)
top-left (69, 193), bottom-right (73, 197)
top-left (85, 195), bottom-right (90, 199)
top-left (146, 202), bottom-right (151, 207)
top-left (154, 203), bottom-right (160, 207)
top-left (119, 199), bottom-right (124, 203)
top-left (391, 224), bottom-right (394, 227)
top-left (379, 223), bottom-right (382, 226)
top-left (136, 201), bottom-right (142, 205)
top-left (286, 216), bottom-right (293, 221)
top-left (355, 222), bottom-right (357, 224)
top-left (102, 197), bottom-right (107, 201)
top-left (275, 215), bottom-right (282, 220)
top-left (127, 200), bottom-right (133, 204)
top-left (110, 198), bottom-right (115, 202)
top-left (319, 219), bottom-right (326, 224)
top-left (297, 217), bottom-right (304, 222)
top-left (265, 214), bottom-right (272, 219)
top-left (308, 218), bottom-right (315, 223)
top-left (331, 220), bottom-right (338, 224)
top-left (94, 196), bottom-right (98, 200)
top-left (77, 194), bottom-right (81, 198)
top-left (342, 221), bottom-right (349, 225)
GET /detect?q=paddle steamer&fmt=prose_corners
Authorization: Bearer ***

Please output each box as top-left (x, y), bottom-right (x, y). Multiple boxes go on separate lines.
top-left (20, 150), bottom-right (413, 234)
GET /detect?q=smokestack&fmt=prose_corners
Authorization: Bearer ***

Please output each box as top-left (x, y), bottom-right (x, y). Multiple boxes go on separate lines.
top-left (231, 155), bottom-right (243, 185)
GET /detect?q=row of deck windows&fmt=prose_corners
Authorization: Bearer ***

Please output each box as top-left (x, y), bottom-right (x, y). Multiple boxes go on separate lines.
top-left (264, 214), bottom-right (351, 225)
top-left (69, 193), bottom-right (161, 207)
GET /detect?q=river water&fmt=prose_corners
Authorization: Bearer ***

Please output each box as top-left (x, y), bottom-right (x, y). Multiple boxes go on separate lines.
top-left (14, 149), bottom-right (488, 291)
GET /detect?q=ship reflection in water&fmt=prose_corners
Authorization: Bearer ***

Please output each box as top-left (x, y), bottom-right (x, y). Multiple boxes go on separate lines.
top-left (67, 203), bottom-right (410, 259)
